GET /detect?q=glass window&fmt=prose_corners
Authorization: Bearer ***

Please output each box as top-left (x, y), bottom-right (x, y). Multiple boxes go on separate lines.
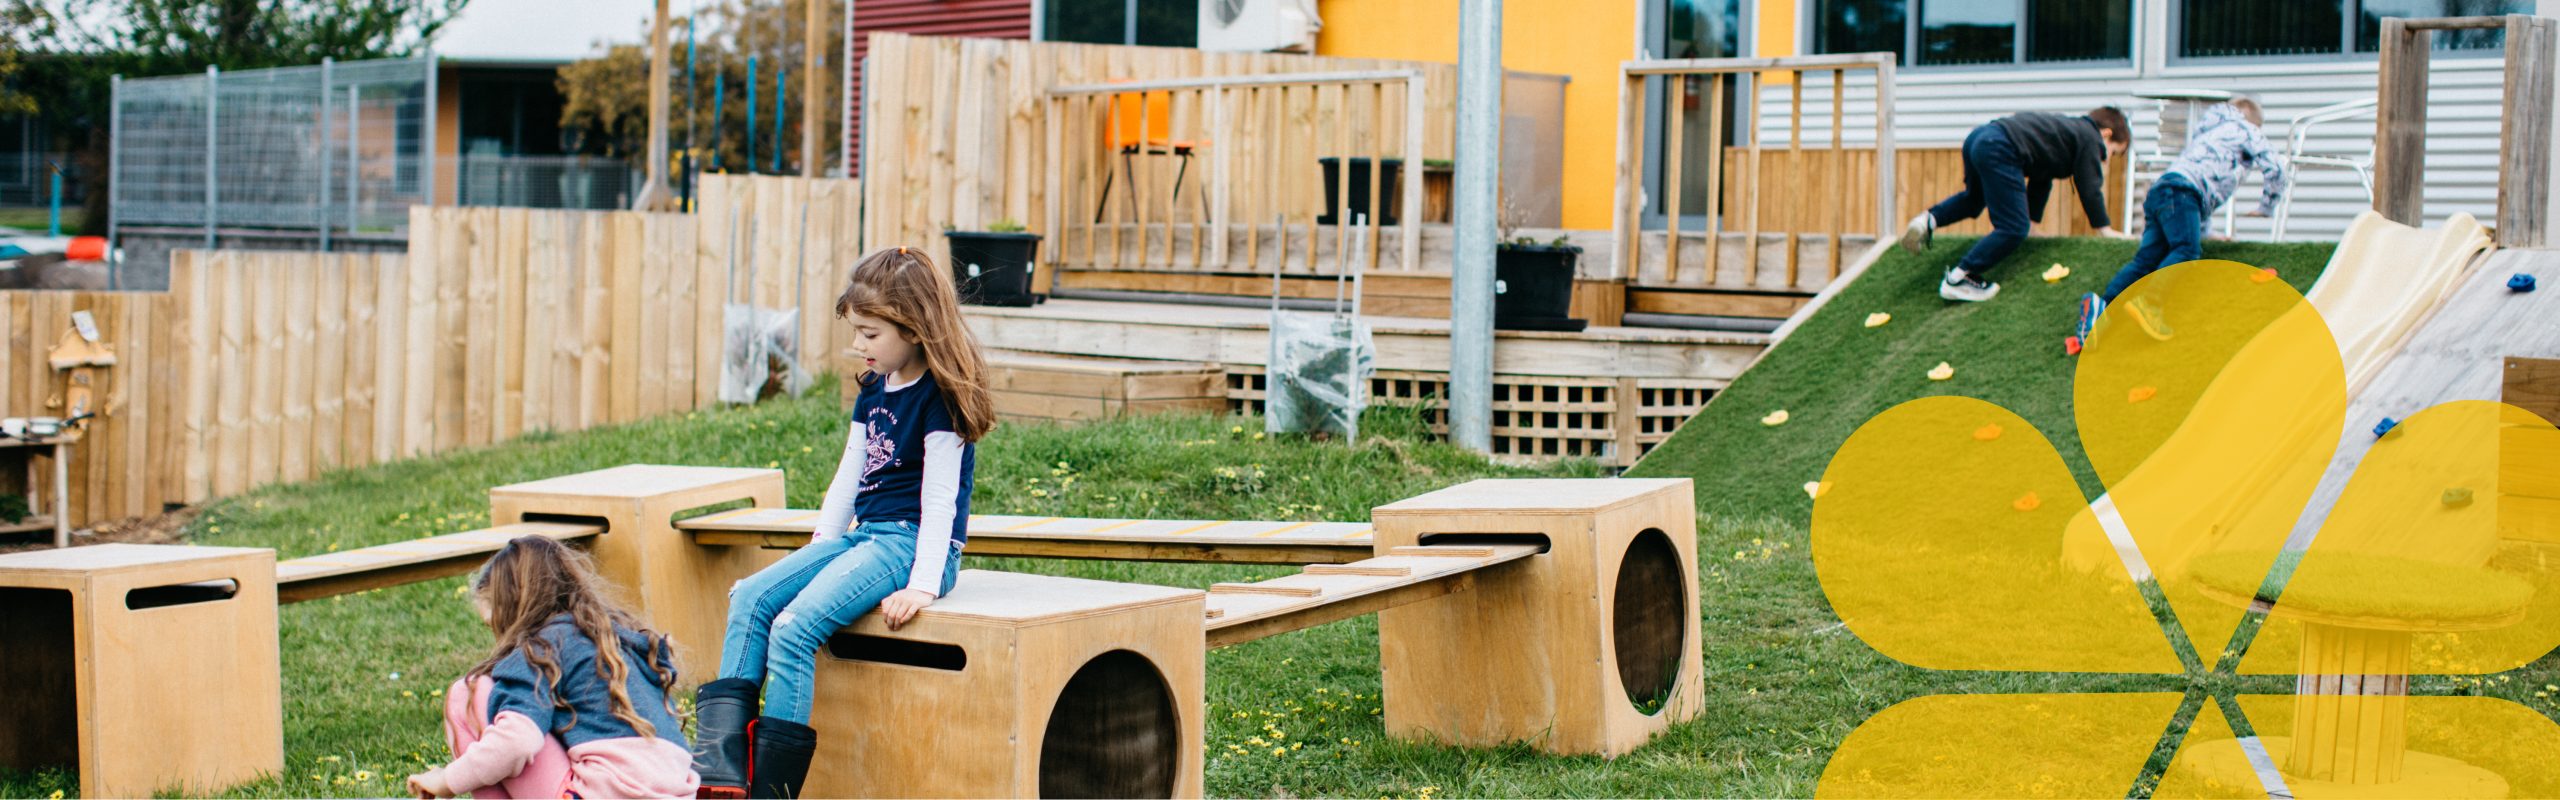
top-left (2177, 0), bottom-right (2529, 59)
top-left (2356, 0), bottom-right (2531, 51)
top-left (1044, 0), bottom-right (1126, 45)
top-left (1920, 0), bottom-right (2017, 66)
top-left (1134, 0), bottom-right (1198, 47)
top-left (1810, 1), bottom-right (2131, 67)
top-left (1658, 0), bottom-right (1743, 218)
top-left (2028, 0), bottom-right (2131, 63)
top-left (1045, 0), bottom-right (1197, 47)
top-left (1813, 0), bottom-right (1906, 61)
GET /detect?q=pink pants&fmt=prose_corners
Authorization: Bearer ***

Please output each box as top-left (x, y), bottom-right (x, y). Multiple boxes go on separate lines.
top-left (444, 675), bottom-right (577, 799)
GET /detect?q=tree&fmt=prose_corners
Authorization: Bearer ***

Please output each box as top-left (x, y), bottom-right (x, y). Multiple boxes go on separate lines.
top-left (555, 0), bottom-right (843, 176)
top-left (2, 0), bottom-right (469, 233)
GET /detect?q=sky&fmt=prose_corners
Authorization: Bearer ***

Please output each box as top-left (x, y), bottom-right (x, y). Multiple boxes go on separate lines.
top-left (431, 0), bottom-right (665, 63)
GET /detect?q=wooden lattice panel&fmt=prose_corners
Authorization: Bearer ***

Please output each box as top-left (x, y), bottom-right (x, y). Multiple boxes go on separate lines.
top-left (1223, 367), bottom-right (1716, 467)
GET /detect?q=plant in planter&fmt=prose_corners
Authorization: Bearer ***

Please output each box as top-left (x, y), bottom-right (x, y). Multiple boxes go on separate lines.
top-left (944, 218), bottom-right (1043, 307)
top-left (1492, 197), bottom-right (1586, 332)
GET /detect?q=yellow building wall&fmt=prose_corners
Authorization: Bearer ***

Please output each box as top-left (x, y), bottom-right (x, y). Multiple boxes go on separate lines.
top-left (1314, 0), bottom-right (1638, 231)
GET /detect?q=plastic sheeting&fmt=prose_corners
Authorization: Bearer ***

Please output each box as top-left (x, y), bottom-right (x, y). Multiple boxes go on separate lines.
top-left (719, 303), bottom-right (814, 404)
top-left (1264, 309), bottom-right (1373, 440)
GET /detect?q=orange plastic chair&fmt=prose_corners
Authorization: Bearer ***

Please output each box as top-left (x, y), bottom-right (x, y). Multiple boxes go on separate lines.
top-left (1095, 87), bottom-right (1211, 223)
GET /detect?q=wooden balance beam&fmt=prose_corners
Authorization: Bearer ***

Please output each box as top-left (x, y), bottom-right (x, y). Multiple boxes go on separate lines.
top-left (676, 506), bottom-right (1376, 565)
top-left (272, 521), bottom-right (605, 603)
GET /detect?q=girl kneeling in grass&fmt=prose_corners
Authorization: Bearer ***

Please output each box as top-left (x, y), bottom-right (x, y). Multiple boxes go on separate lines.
top-left (688, 246), bottom-right (995, 799)
top-left (406, 535), bottom-right (698, 799)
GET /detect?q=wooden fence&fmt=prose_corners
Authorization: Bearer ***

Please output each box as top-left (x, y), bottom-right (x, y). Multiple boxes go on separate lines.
top-left (0, 175), bottom-right (861, 529)
top-left (1047, 70), bottom-right (1429, 276)
top-left (858, 33), bottom-right (1458, 280)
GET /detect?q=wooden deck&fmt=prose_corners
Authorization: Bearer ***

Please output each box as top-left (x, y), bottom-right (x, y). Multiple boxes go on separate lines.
top-left (962, 297), bottom-right (1767, 382)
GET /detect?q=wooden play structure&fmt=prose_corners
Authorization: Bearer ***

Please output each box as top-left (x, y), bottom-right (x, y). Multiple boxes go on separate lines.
top-left (0, 544), bottom-right (282, 799)
top-left (985, 351), bottom-right (1227, 426)
top-left (0, 467), bottom-right (1703, 797)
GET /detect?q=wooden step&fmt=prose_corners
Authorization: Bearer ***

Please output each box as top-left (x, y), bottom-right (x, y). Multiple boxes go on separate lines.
top-left (1202, 542), bottom-right (1540, 648)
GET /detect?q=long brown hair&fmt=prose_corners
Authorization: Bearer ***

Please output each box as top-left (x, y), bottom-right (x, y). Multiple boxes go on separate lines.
top-left (467, 536), bottom-right (678, 739)
top-left (835, 246), bottom-right (997, 442)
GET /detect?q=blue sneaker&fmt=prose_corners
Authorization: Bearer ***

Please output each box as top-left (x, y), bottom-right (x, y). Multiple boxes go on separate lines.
top-left (2067, 293), bottom-right (2104, 355)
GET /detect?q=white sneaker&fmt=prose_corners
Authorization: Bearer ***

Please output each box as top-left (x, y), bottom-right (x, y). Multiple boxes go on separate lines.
top-left (1940, 267), bottom-right (2000, 302)
top-left (1899, 213), bottom-right (1936, 253)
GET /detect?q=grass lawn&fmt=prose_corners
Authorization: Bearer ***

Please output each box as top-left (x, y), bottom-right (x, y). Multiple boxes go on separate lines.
top-left (0, 206), bottom-right (81, 234)
top-left (9, 235), bottom-right (2560, 798)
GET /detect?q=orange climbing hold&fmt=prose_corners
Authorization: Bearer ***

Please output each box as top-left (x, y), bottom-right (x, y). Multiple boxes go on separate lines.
top-left (2127, 386), bottom-right (2158, 403)
top-left (2013, 492), bottom-right (2042, 512)
top-left (1973, 423), bottom-right (2004, 441)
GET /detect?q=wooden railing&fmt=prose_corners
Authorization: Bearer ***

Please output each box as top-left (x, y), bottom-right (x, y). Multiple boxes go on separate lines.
top-left (2375, 15), bottom-right (2556, 246)
top-left (1044, 70), bottom-right (1430, 278)
top-left (1610, 53), bottom-right (1897, 292)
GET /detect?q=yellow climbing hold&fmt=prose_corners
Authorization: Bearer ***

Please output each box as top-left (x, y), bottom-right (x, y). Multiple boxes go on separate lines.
top-left (1927, 362), bottom-right (1955, 381)
top-left (1864, 312), bottom-right (1892, 328)
top-left (1762, 409), bottom-right (1791, 427)
top-left (2128, 386), bottom-right (2158, 403)
top-left (1973, 423), bottom-right (2003, 441)
top-left (2042, 264), bottom-right (2071, 284)
top-left (1804, 481), bottom-right (1832, 500)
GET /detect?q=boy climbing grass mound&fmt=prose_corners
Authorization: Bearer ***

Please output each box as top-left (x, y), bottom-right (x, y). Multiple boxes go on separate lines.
top-left (1901, 106), bottom-right (2133, 302)
top-left (2070, 95), bottom-right (2291, 354)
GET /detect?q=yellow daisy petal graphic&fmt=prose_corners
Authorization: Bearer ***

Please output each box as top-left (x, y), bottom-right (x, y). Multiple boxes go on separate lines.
top-left (2169, 694), bottom-right (2560, 798)
top-left (1817, 693), bottom-right (2184, 798)
top-left (1814, 396), bottom-right (2179, 673)
top-left (2067, 260), bottom-right (2346, 662)
top-left (2228, 401), bottom-right (2560, 676)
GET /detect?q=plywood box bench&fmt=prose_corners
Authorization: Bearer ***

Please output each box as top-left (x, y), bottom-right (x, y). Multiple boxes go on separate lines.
top-left (808, 569), bottom-right (1205, 798)
top-left (988, 351), bottom-right (1225, 425)
top-left (0, 544), bottom-right (282, 798)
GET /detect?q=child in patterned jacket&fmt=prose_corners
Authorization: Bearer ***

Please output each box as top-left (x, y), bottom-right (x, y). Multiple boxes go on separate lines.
top-left (2072, 95), bottom-right (2292, 353)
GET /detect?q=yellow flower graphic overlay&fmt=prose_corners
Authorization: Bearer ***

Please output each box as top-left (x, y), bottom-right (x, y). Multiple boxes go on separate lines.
top-left (1811, 261), bottom-right (2560, 797)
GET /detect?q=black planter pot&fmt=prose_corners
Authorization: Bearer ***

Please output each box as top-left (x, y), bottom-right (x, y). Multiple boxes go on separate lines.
top-left (1316, 157), bottom-right (1403, 226)
top-left (944, 231), bottom-right (1042, 307)
top-left (1494, 243), bottom-right (1586, 332)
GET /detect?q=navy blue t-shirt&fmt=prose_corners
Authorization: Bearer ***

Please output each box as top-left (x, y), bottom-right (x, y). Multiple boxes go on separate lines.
top-left (851, 370), bottom-right (976, 547)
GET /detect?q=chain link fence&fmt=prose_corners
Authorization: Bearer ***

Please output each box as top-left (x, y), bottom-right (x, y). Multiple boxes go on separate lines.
top-left (110, 55), bottom-right (434, 239)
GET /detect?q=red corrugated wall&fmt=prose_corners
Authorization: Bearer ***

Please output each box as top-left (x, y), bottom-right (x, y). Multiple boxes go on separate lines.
top-left (848, 0), bottom-right (1034, 177)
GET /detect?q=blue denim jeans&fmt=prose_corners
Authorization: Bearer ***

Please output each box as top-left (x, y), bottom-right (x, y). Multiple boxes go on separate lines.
top-left (717, 519), bottom-right (962, 724)
top-left (1929, 122), bottom-right (2031, 280)
top-left (2102, 172), bottom-right (2207, 302)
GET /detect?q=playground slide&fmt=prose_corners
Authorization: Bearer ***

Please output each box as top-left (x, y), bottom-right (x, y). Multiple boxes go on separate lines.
top-left (2060, 211), bottom-right (2495, 580)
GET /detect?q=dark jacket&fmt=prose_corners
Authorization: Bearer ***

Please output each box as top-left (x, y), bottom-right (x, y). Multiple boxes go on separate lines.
top-left (1992, 112), bottom-right (2114, 230)
top-left (487, 614), bottom-right (686, 749)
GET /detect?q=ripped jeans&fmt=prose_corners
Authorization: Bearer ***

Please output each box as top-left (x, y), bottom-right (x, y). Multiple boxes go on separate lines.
top-left (716, 519), bottom-right (961, 723)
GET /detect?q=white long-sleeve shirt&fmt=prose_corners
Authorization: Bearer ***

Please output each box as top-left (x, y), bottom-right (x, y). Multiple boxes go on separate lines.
top-left (819, 371), bottom-right (976, 596)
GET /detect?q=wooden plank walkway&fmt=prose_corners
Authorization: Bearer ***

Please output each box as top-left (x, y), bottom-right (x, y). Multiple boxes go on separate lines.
top-left (273, 521), bottom-right (604, 603)
top-left (1202, 543), bottom-right (1539, 648)
top-left (678, 507), bottom-right (1376, 565)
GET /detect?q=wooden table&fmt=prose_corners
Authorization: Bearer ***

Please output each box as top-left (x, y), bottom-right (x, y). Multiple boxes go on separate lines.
top-left (0, 434), bottom-right (72, 548)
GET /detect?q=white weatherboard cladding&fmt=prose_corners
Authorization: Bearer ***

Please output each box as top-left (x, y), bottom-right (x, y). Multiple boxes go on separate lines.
top-left (1741, 57), bottom-right (2508, 241)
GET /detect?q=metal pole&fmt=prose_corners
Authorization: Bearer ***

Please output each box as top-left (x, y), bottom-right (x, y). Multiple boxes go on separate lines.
top-left (47, 165), bottom-right (62, 237)
top-left (747, 57), bottom-right (759, 174)
top-left (422, 49), bottom-right (439, 207)
top-left (107, 74), bottom-right (121, 284)
top-left (348, 86), bottom-right (360, 233)
top-left (205, 65), bottom-right (219, 252)
top-left (711, 71), bottom-right (726, 172)
top-left (1450, 0), bottom-right (1501, 454)
top-left (772, 64), bottom-right (788, 174)
top-left (684, 14), bottom-right (697, 207)
top-left (841, 0), bottom-right (855, 177)
top-left (802, 0), bottom-right (822, 177)
top-left (319, 57), bottom-right (333, 252)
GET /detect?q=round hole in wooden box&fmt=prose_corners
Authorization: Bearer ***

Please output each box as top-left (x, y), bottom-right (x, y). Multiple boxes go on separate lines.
top-left (1614, 528), bottom-right (1687, 714)
top-left (1038, 649), bottom-right (1179, 799)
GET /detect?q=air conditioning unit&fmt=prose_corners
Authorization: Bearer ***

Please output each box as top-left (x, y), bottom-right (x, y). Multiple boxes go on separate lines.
top-left (1198, 0), bottom-right (1322, 53)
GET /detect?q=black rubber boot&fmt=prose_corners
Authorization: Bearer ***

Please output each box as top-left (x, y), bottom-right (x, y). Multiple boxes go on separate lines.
top-left (748, 716), bottom-right (819, 799)
top-left (687, 678), bottom-right (761, 799)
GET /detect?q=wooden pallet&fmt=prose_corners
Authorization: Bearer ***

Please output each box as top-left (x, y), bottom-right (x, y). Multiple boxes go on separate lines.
top-left (273, 521), bottom-right (606, 603)
top-left (988, 350), bottom-right (1226, 425)
top-left (678, 506), bottom-right (1374, 564)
